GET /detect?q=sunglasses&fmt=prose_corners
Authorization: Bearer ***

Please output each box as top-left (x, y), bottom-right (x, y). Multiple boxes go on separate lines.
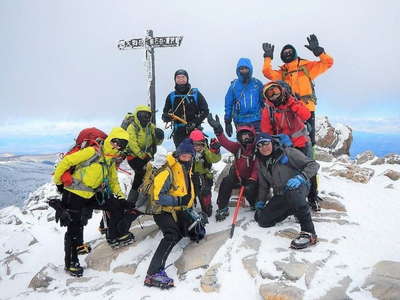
top-left (193, 142), bottom-right (205, 147)
top-left (256, 140), bottom-right (271, 148)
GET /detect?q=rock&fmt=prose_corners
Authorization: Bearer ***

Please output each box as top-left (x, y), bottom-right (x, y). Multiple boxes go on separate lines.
top-left (319, 196), bottom-right (347, 212)
top-left (318, 276), bottom-right (352, 300)
top-left (312, 218), bottom-right (356, 226)
top-left (260, 270), bottom-right (280, 280)
top-left (305, 261), bottom-right (324, 289)
top-left (336, 155), bottom-right (352, 164)
top-left (242, 254), bottom-right (258, 278)
top-left (66, 277), bottom-right (94, 286)
top-left (315, 149), bottom-right (335, 162)
top-left (385, 184), bottom-right (395, 189)
top-left (385, 153), bottom-right (400, 165)
top-left (28, 263), bottom-right (59, 290)
top-left (383, 169), bottom-right (400, 181)
top-left (315, 116), bottom-right (352, 157)
top-left (275, 228), bottom-right (299, 240)
top-left (214, 163), bottom-right (231, 192)
top-left (175, 229), bottom-right (230, 275)
top-left (112, 264), bottom-right (137, 275)
top-left (371, 157), bottom-right (385, 165)
top-left (85, 224), bottom-right (159, 272)
top-left (200, 263), bottom-right (222, 293)
top-left (240, 235), bottom-right (261, 252)
top-left (1, 250), bottom-right (28, 276)
top-left (329, 164), bottom-right (375, 184)
top-left (327, 191), bottom-right (344, 199)
top-left (260, 282), bottom-right (304, 300)
top-left (274, 261), bottom-right (309, 281)
top-left (356, 150), bottom-right (375, 165)
top-left (362, 260), bottom-right (400, 299)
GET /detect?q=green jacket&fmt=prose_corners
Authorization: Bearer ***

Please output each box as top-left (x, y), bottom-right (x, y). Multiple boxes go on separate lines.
top-left (125, 105), bottom-right (162, 159)
top-left (193, 147), bottom-right (221, 178)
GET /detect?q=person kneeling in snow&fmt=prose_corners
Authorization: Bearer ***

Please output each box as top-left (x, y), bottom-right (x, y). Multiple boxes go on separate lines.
top-left (145, 139), bottom-right (204, 289)
top-left (254, 133), bottom-right (319, 249)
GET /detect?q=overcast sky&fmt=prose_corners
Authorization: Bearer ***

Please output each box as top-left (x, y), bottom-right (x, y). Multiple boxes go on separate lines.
top-left (1, 0), bottom-right (399, 149)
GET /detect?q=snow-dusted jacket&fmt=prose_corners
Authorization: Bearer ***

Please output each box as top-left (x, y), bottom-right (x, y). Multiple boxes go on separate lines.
top-left (53, 127), bottom-right (128, 199)
top-left (257, 146), bottom-right (319, 202)
top-left (225, 58), bottom-right (263, 124)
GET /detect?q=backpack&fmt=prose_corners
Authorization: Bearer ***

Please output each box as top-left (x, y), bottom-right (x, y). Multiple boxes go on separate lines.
top-left (59, 127), bottom-right (108, 186)
top-left (134, 163), bottom-right (175, 215)
top-left (169, 88), bottom-right (199, 107)
top-left (281, 59), bottom-right (317, 104)
top-left (121, 112), bottom-right (136, 130)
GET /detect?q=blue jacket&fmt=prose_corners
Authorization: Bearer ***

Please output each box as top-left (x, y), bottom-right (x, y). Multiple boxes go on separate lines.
top-left (224, 58), bottom-right (263, 124)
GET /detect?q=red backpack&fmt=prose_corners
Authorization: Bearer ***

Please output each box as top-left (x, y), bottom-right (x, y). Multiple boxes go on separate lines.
top-left (60, 127), bottom-right (108, 186)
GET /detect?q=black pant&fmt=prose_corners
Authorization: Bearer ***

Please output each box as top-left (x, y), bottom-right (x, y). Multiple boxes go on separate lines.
top-left (62, 190), bottom-right (130, 267)
top-left (296, 146), bottom-right (318, 201)
top-left (128, 157), bottom-right (151, 191)
top-left (173, 126), bottom-right (190, 148)
top-left (147, 212), bottom-right (187, 275)
top-left (255, 185), bottom-right (315, 234)
top-left (216, 168), bottom-right (257, 209)
top-left (192, 173), bottom-right (213, 210)
top-left (305, 111), bottom-right (316, 146)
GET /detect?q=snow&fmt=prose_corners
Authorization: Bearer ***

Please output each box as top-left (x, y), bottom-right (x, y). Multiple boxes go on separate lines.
top-left (0, 157), bottom-right (399, 299)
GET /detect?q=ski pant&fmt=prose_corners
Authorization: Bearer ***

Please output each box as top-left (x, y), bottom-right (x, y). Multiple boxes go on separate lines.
top-left (254, 185), bottom-right (316, 234)
top-left (305, 111), bottom-right (316, 146)
top-left (192, 173), bottom-right (213, 213)
top-left (127, 157), bottom-right (151, 191)
top-left (62, 190), bottom-right (131, 268)
top-left (147, 211), bottom-right (186, 275)
top-left (296, 146), bottom-right (318, 202)
top-left (216, 168), bottom-right (257, 209)
top-left (172, 126), bottom-right (190, 148)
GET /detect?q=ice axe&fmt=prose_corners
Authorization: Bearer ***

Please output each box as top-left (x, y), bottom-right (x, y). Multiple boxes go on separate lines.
top-left (230, 186), bottom-right (245, 238)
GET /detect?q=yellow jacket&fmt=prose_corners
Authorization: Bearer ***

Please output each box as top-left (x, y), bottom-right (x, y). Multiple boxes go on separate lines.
top-left (53, 127), bottom-right (129, 199)
top-left (262, 53), bottom-right (334, 111)
top-left (153, 154), bottom-right (195, 216)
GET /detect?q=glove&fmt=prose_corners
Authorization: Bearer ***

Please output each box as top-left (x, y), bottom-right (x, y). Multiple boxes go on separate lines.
top-left (155, 127), bottom-right (164, 141)
top-left (162, 113), bottom-right (172, 123)
top-left (255, 201), bottom-right (265, 210)
top-left (286, 175), bottom-right (307, 191)
top-left (56, 184), bottom-right (64, 194)
top-left (178, 194), bottom-right (191, 206)
top-left (56, 209), bottom-right (72, 227)
top-left (209, 138), bottom-right (221, 152)
top-left (272, 134), bottom-right (293, 147)
top-left (304, 34), bottom-right (324, 57)
top-left (225, 120), bottom-right (233, 137)
top-left (262, 42), bottom-right (275, 59)
top-left (207, 114), bottom-right (224, 135)
top-left (245, 179), bottom-right (257, 192)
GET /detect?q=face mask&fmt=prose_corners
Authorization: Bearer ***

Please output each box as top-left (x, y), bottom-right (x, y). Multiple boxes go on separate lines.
top-left (137, 111), bottom-right (152, 127)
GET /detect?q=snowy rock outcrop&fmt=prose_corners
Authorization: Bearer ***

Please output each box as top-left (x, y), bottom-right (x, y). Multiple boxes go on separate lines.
top-left (315, 116), bottom-right (352, 157)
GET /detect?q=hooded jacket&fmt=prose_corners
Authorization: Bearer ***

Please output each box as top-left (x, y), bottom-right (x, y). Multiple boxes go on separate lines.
top-left (257, 146), bottom-right (319, 202)
top-left (260, 82), bottom-right (311, 148)
top-left (125, 105), bottom-right (162, 159)
top-left (216, 125), bottom-right (258, 181)
top-left (225, 58), bottom-right (264, 124)
top-left (193, 146), bottom-right (221, 178)
top-left (53, 127), bottom-right (129, 199)
top-left (262, 53), bottom-right (334, 112)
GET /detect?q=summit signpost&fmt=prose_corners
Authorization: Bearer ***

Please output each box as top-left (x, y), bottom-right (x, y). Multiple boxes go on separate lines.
top-left (118, 30), bottom-right (183, 124)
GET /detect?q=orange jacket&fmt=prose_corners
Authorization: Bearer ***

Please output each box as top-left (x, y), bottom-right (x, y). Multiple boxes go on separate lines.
top-left (262, 53), bottom-right (334, 112)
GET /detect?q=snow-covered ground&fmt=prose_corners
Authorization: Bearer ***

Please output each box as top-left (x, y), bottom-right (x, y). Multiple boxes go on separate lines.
top-left (0, 155), bottom-right (399, 299)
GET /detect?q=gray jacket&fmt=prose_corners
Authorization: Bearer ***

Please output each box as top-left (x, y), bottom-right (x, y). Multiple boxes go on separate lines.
top-left (257, 147), bottom-right (319, 202)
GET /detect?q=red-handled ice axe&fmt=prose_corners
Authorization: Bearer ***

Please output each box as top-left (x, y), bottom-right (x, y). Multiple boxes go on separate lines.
top-left (230, 186), bottom-right (245, 238)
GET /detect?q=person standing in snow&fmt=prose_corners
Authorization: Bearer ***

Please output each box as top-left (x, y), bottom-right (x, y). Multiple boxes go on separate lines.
top-left (144, 139), bottom-right (200, 289)
top-left (262, 34), bottom-right (333, 146)
top-left (254, 132), bottom-right (319, 249)
top-left (224, 58), bottom-right (264, 136)
top-left (207, 114), bottom-right (258, 221)
top-left (189, 129), bottom-right (221, 217)
top-left (162, 69), bottom-right (209, 148)
top-left (52, 127), bottom-right (135, 277)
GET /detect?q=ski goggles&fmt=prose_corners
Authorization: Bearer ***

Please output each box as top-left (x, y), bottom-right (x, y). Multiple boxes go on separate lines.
top-left (111, 138), bottom-right (128, 150)
top-left (193, 141), bottom-right (205, 147)
top-left (256, 140), bottom-right (272, 148)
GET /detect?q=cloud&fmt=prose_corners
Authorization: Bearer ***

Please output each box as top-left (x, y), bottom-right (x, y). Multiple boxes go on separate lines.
top-left (330, 116), bottom-right (400, 134)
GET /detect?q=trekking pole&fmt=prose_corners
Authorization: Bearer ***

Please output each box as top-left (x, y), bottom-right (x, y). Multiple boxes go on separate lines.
top-left (230, 186), bottom-right (245, 239)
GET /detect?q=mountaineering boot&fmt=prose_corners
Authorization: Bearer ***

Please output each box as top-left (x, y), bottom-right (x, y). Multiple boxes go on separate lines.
top-left (98, 226), bottom-right (107, 235)
top-left (76, 243), bottom-right (91, 255)
top-left (144, 270), bottom-right (174, 289)
top-left (108, 232), bottom-right (135, 249)
top-left (308, 196), bottom-right (321, 212)
top-left (215, 207), bottom-right (229, 222)
top-left (65, 261), bottom-right (83, 277)
top-left (290, 232), bottom-right (318, 249)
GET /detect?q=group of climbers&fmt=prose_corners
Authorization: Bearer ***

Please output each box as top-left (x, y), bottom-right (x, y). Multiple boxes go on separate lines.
top-left (50, 33), bottom-right (333, 289)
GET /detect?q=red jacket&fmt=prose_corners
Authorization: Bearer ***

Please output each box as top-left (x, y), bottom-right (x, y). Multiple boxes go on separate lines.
top-left (261, 95), bottom-right (311, 148)
top-left (216, 126), bottom-right (258, 181)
